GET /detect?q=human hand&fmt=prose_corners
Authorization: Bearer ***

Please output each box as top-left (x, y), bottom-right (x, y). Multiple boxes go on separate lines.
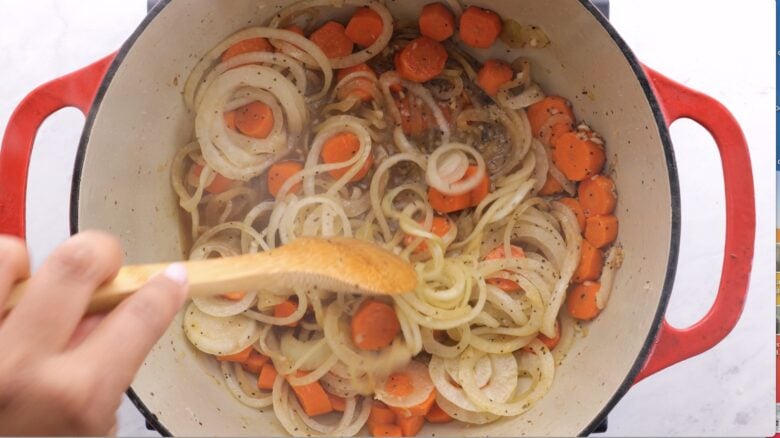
top-left (0, 231), bottom-right (189, 436)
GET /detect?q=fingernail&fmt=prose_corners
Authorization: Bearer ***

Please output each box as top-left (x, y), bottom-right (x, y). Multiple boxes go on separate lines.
top-left (163, 263), bottom-right (188, 286)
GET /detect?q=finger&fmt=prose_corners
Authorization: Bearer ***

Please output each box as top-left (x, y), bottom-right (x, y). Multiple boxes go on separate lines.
top-left (2, 231), bottom-right (123, 352)
top-left (73, 263), bottom-right (188, 394)
top-left (65, 314), bottom-right (107, 350)
top-left (0, 235), bottom-right (30, 313)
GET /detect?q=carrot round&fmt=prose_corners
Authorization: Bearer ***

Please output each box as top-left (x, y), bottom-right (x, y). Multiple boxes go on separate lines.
top-left (395, 36), bottom-right (448, 83)
top-left (389, 390), bottom-right (436, 418)
top-left (466, 165), bottom-right (490, 206)
top-left (217, 346), bottom-right (252, 363)
top-left (573, 239), bottom-right (604, 283)
top-left (274, 299), bottom-right (299, 327)
top-left (538, 171), bottom-right (563, 196)
top-left (428, 165), bottom-right (489, 213)
top-left (551, 131), bottom-right (605, 181)
top-left (288, 371), bottom-right (333, 417)
top-left (398, 95), bottom-right (452, 135)
top-left (192, 164), bottom-right (234, 194)
top-left (222, 291), bottom-right (246, 301)
top-left (398, 415), bottom-right (425, 436)
top-left (403, 216), bottom-right (452, 254)
top-left (538, 320), bottom-right (561, 350)
top-left (310, 21), bottom-right (354, 58)
top-left (285, 24), bottom-right (305, 36)
top-left (267, 161), bottom-right (303, 198)
top-left (558, 197), bottom-right (586, 231)
top-left (337, 63), bottom-right (377, 102)
top-left (477, 59), bottom-right (514, 96)
top-left (567, 281), bottom-right (601, 320)
top-left (459, 6), bottom-right (502, 48)
top-left (484, 244), bottom-right (525, 292)
top-left (351, 300), bottom-right (401, 351)
top-left (584, 214), bottom-right (618, 249)
top-left (345, 7), bottom-right (384, 47)
top-left (369, 401), bottom-right (397, 424)
top-left (321, 132), bottom-right (374, 181)
top-left (221, 37), bottom-right (273, 62)
top-left (526, 96), bottom-right (575, 138)
top-left (235, 101), bottom-right (275, 139)
top-left (425, 402), bottom-right (452, 423)
top-left (368, 422), bottom-right (402, 437)
top-left (578, 175), bottom-right (617, 217)
top-left (419, 3), bottom-right (455, 42)
top-left (257, 363), bottom-right (278, 390)
top-left (241, 350), bottom-right (270, 374)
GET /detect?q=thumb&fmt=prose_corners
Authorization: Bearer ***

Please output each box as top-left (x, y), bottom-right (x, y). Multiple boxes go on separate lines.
top-left (72, 263), bottom-right (189, 392)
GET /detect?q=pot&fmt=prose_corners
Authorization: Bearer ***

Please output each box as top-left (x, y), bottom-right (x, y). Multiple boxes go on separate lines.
top-left (0, 0), bottom-right (755, 435)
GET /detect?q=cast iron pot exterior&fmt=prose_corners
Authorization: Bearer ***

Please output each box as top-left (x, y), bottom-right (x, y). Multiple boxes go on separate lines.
top-left (0, 0), bottom-right (754, 436)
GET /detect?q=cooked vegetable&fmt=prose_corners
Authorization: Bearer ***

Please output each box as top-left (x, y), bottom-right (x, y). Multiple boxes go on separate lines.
top-left (567, 281), bottom-right (601, 320)
top-left (321, 132), bottom-right (374, 181)
top-left (428, 165), bottom-right (489, 213)
top-left (368, 422), bottom-right (403, 437)
top-left (538, 171), bottom-right (564, 196)
top-left (424, 402), bottom-right (453, 423)
top-left (477, 59), bottom-right (514, 96)
top-left (578, 175), bottom-right (617, 217)
top-left (235, 101), bottom-right (275, 139)
top-left (241, 350), bottom-right (270, 374)
top-left (573, 239), bottom-right (603, 283)
top-left (351, 299), bottom-right (401, 351)
top-left (500, 19), bottom-right (550, 49)
top-left (403, 216), bottom-right (453, 254)
top-left (538, 320), bottom-right (561, 349)
top-left (398, 415), bottom-right (425, 436)
top-left (267, 161), bottom-right (304, 198)
top-left (310, 21), bottom-right (354, 58)
top-left (459, 6), bottom-right (503, 48)
top-left (558, 197), bottom-right (586, 231)
top-left (287, 371), bottom-right (334, 416)
top-left (221, 291), bottom-right (247, 301)
top-left (217, 346), bottom-right (253, 362)
top-left (221, 37), bottom-right (273, 62)
top-left (369, 400), bottom-right (398, 424)
top-left (190, 164), bottom-right (234, 194)
top-left (345, 7), bottom-right (384, 47)
top-left (584, 214), bottom-right (619, 249)
top-left (419, 3), bottom-right (455, 42)
top-left (526, 96), bottom-right (575, 139)
top-left (257, 363), bottom-right (278, 390)
top-left (552, 131), bottom-right (605, 181)
top-left (395, 36), bottom-right (448, 83)
top-left (274, 299), bottom-right (300, 327)
top-left (484, 244), bottom-right (526, 292)
top-left (337, 63), bottom-right (377, 102)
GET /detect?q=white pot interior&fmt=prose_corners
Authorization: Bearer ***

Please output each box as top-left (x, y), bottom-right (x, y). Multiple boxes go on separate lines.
top-left (75, 0), bottom-right (676, 435)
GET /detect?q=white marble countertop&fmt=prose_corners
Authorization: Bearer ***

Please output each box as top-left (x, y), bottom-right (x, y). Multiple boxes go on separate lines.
top-left (0, 0), bottom-right (774, 436)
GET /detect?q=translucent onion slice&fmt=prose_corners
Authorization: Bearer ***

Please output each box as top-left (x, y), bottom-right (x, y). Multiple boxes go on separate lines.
top-left (183, 302), bottom-right (259, 356)
top-left (426, 143), bottom-right (486, 196)
top-left (374, 360), bottom-right (435, 408)
top-left (192, 292), bottom-right (257, 317)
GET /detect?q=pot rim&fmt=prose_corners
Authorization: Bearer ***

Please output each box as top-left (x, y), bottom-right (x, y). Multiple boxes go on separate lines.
top-left (68, 0), bottom-right (682, 435)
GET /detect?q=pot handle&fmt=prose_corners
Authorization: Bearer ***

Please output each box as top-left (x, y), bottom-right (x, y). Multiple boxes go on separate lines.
top-left (0, 55), bottom-right (115, 239)
top-left (634, 66), bottom-right (755, 383)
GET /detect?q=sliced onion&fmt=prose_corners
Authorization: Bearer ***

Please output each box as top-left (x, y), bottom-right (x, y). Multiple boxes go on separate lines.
top-left (374, 360), bottom-right (435, 408)
top-left (192, 292), bottom-right (257, 317)
top-left (426, 143), bottom-right (486, 196)
top-left (596, 245), bottom-right (624, 309)
top-left (183, 302), bottom-right (259, 356)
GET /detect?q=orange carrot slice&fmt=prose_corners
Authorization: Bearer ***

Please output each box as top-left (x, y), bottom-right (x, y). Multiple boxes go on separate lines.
top-left (345, 7), bottom-right (384, 47)
top-left (551, 131), bottom-right (605, 181)
top-left (584, 214), bottom-right (618, 249)
top-left (484, 244), bottom-right (525, 292)
top-left (578, 175), bottom-right (617, 217)
top-left (235, 101), bottom-right (275, 139)
top-left (310, 21), bottom-right (354, 58)
top-left (221, 38), bottom-right (273, 62)
top-left (459, 6), bottom-right (502, 48)
top-left (267, 161), bottom-right (303, 198)
top-left (395, 36), bottom-right (448, 83)
top-left (573, 239), bottom-right (604, 283)
top-left (567, 281), bottom-right (601, 320)
top-left (351, 300), bottom-right (401, 351)
top-left (321, 132), bottom-right (374, 181)
top-left (419, 3), bottom-right (455, 42)
top-left (477, 59), bottom-right (514, 96)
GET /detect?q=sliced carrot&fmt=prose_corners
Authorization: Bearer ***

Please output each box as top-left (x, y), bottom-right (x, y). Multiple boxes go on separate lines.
top-left (398, 415), bottom-right (425, 437)
top-left (267, 161), bottom-right (303, 198)
top-left (526, 96), bottom-right (575, 139)
top-left (345, 7), bottom-right (384, 47)
top-left (368, 422), bottom-right (403, 437)
top-left (257, 363), bottom-right (278, 390)
top-left (538, 320), bottom-right (561, 350)
top-left (192, 164), bottom-right (234, 194)
top-left (337, 63), bottom-right (377, 102)
top-left (328, 393), bottom-right (347, 412)
top-left (369, 400), bottom-right (397, 424)
top-left (558, 197), bottom-right (586, 231)
top-left (241, 350), bottom-right (270, 374)
top-left (425, 402), bottom-right (452, 423)
top-left (351, 300), bottom-right (401, 351)
top-left (385, 372), bottom-right (414, 398)
top-left (274, 299), bottom-right (299, 327)
top-left (287, 371), bottom-right (333, 417)
top-left (235, 101), bottom-right (275, 139)
top-left (321, 132), bottom-right (374, 182)
top-left (573, 239), bottom-right (604, 283)
top-left (224, 111), bottom-right (237, 130)
top-left (428, 165), bottom-right (489, 214)
top-left (403, 216), bottom-right (452, 254)
top-left (395, 36), bottom-right (448, 83)
top-left (217, 346), bottom-right (252, 363)
top-left (578, 175), bottom-right (617, 217)
top-left (484, 244), bottom-right (525, 292)
top-left (477, 59), bottom-right (514, 96)
top-left (397, 94), bottom-right (452, 135)
top-left (221, 37), bottom-right (273, 62)
top-left (221, 291), bottom-right (246, 301)
top-left (551, 131), bottom-right (605, 182)
top-left (567, 281), bottom-right (601, 320)
top-left (419, 3), bottom-right (455, 42)
top-left (459, 6), bottom-right (502, 49)
top-left (310, 21), bottom-right (354, 59)
top-left (584, 214), bottom-right (618, 249)
top-left (538, 171), bottom-right (563, 196)
top-left (389, 390), bottom-right (436, 419)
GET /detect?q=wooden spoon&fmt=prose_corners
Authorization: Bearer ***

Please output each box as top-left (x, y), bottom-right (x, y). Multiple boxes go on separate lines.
top-left (5, 237), bottom-right (418, 314)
